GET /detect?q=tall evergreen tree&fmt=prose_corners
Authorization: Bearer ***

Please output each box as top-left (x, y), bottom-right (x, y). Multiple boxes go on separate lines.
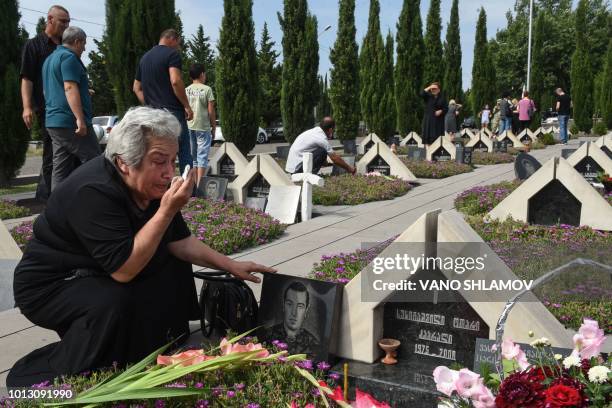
top-left (329, 0), bottom-right (360, 141)
top-left (36, 16), bottom-right (46, 34)
top-left (88, 39), bottom-right (116, 116)
top-left (423, 0), bottom-right (443, 86)
top-left (374, 31), bottom-right (396, 141)
top-left (599, 16), bottom-right (612, 129)
top-left (0, 0), bottom-right (28, 185)
top-left (528, 11), bottom-right (548, 130)
top-left (570, 0), bottom-right (593, 132)
top-left (359, 0), bottom-right (383, 131)
top-left (471, 7), bottom-right (495, 119)
top-left (443, 0), bottom-right (462, 102)
top-left (316, 74), bottom-right (332, 121)
top-left (104, 0), bottom-right (176, 115)
top-left (217, 0), bottom-right (259, 155)
top-left (278, 0), bottom-right (319, 142)
top-left (395, 0), bottom-right (425, 134)
top-left (257, 22), bottom-right (282, 127)
top-left (187, 25), bottom-right (216, 89)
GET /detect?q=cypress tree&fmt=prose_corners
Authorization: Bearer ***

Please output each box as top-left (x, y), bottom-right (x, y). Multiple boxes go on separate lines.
top-left (316, 74), bottom-right (332, 121)
top-left (471, 7), bottom-right (494, 119)
top-left (329, 0), bottom-right (360, 141)
top-left (443, 0), bottom-right (462, 102)
top-left (217, 0), bottom-right (259, 155)
top-left (359, 0), bottom-right (383, 131)
top-left (599, 17), bottom-right (612, 129)
top-left (570, 0), bottom-right (593, 132)
top-left (395, 0), bottom-right (425, 134)
top-left (529, 11), bottom-right (548, 130)
top-left (257, 22), bottom-right (282, 127)
top-left (104, 0), bottom-right (176, 115)
top-left (187, 25), bottom-right (216, 90)
top-left (0, 0), bottom-right (28, 185)
top-left (374, 31), bottom-right (396, 141)
top-left (278, 0), bottom-right (319, 143)
top-left (88, 39), bottom-right (117, 116)
top-left (36, 16), bottom-right (46, 34)
top-left (423, 0), bottom-right (444, 87)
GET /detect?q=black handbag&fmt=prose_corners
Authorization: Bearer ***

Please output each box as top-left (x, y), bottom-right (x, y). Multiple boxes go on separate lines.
top-left (193, 270), bottom-right (258, 338)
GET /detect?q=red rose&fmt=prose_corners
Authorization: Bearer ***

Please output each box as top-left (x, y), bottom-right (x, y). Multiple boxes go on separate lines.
top-left (545, 384), bottom-right (582, 407)
top-left (495, 371), bottom-right (545, 408)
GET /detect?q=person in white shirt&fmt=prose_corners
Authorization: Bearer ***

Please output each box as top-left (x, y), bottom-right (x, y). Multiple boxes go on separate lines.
top-left (285, 117), bottom-right (356, 175)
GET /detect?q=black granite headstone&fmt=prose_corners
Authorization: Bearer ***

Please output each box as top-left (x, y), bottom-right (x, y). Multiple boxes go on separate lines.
top-left (366, 155), bottom-right (391, 175)
top-left (246, 174), bottom-right (271, 198)
top-left (407, 146), bottom-right (426, 161)
top-left (404, 137), bottom-right (418, 146)
top-left (520, 134), bottom-right (532, 144)
top-left (244, 197), bottom-right (267, 211)
top-left (431, 147), bottom-right (452, 162)
top-left (219, 155), bottom-right (236, 179)
top-left (528, 179), bottom-right (582, 226)
top-left (473, 141), bottom-right (489, 152)
top-left (561, 148), bottom-right (577, 159)
top-left (514, 153), bottom-right (542, 180)
top-left (196, 177), bottom-right (228, 201)
top-left (574, 156), bottom-right (603, 183)
top-left (343, 139), bottom-right (358, 154)
top-left (332, 156), bottom-right (356, 176)
top-left (493, 141), bottom-right (508, 153)
top-left (462, 147), bottom-right (473, 165)
top-left (276, 146), bottom-right (291, 160)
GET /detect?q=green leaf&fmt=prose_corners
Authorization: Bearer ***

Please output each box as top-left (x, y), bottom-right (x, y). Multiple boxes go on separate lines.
top-left (45, 387), bottom-right (203, 406)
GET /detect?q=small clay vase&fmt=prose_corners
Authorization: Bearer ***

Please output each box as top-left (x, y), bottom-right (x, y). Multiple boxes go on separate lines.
top-left (378, 338), bottom-right (400, 365)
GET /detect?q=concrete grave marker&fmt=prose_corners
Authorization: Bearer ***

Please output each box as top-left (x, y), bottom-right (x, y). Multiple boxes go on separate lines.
top-left (0, 222), bottom-right (21, 312)
top-left (480, 128), bottom-right (493, 139)
top-left (517, 128), bottom-right (538, 145)
top-left (460, 128), bottom-right (477, 141)
top-left (594, 134), bottom-right (612, 159)
top-left (566, 141), bottom-right (612, 184)
top-left (489, 157), bottom-right (612, 231)
top-left (356, 142), bottom-right (417, 181)
top-left (400, 132), bottom-right (424, 147)
top-left (208, 142), bottom-right (249, 181)
top-left (426, 136), bottom-right (456, 162)
top-left (498, 130), bottom-right (525, 149)
top-left (228, 154), bottom-right (294, 204)
top-left (358, 133), bottom-right (384, 155)
top-left (466, 133), bottom-right (494, 153)
top-left (291, 152), bottom-right (325, 222)
top-left (514, 152), bottom-right (542, 180)
top-left (265, 185), bottom-right (302, 224)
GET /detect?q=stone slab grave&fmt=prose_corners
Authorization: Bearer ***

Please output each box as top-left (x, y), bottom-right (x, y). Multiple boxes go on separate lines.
top-left (595, 134), bottom-right (612, 159)
top-left (228, 154), bottom-right (294, 204)
top-left (264, 185), bottom-right (302, 224)
top-left (356, 142), bottom-right (417, 181)
top-left (566, 141), bottom-right (612, 184)
top-left (399, 132), bottom-right (424, 147)
top-left (358, 133), bottom-right (384, 155)
top-left (514, 152), bottom-right (542, 180)
top-left (0, 222), bottom-right (22, 312)
top-left (489, 157), bottom-right (612, 231)
top-left (331, 209), bottom-right (572, 405)
top-left (426, 136), bottom-right (456, 162)
top-left (498, 130), bottom-right (525, 149)
top-left (331, 155), bottom-right (356, 176)
top-left (208, 142), bottom-right (249, 181)
top-left (466, 133), bottom-right (493, 153)
top-left (517, 128), bottom-right (538, 145)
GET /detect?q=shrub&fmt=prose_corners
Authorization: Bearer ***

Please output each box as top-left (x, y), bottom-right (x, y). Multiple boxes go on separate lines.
top-left (400, 158), bottom-right (473, 178)
top-left (570, 123), bottom-right (580, 135)
top-left (593, 121), bottom-right (607, 136)
top-left (471, 151), bottom-right (514, 165)
top-left (539, 132), bottom-right (556, 145)
top-left (0, 198), bottom-right (30, 220)
top-left (313, 174), bottom-right (412, 205)
top-left (10, 220), bottom-right (34, 250)
top-left (454, 181), bottom-right (521, 216)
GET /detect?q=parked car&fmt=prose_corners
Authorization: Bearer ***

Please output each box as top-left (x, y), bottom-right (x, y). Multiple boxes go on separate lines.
top-left (265, 123), bottom-right (284, 141)
top-left (92, 115), bottom-right (119, 150)
top-left (213, 121), bottom-right (269, 144)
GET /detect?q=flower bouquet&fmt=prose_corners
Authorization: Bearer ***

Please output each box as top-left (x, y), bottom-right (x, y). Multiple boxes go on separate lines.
top-left (433, 319), bottom-right (611, 407)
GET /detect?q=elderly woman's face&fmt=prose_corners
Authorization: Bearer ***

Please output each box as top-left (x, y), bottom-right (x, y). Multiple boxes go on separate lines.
top-left (124, 137), bottom-right (178, 203)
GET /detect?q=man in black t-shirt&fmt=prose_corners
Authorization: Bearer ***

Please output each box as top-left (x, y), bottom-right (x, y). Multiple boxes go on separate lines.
top-left (133, 29), bottom-right (193, 175)
top-left (555, 88), bottom-right (571, 144)
top-left (20, 5), bottom-right (70, 201)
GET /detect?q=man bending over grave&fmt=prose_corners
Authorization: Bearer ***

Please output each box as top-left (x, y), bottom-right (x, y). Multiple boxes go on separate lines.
top-left (7, 107), bottom-right (275, 387)
top-left (285, 117), bottom-right (356, 175)
top-left (267, 281), bottom-right (320, 355)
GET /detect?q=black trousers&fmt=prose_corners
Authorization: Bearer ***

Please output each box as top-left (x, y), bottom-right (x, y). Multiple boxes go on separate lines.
top-left (292, 147), bottom-right (328, 175)
top-left (35, 112), bottom-right (53, 202)
top-left (7, 258), bottom-right (199, 387)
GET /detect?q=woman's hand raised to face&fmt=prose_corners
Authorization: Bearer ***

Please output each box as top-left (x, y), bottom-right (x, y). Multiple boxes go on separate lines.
top-left (160, 169), bottom-right (195, 218)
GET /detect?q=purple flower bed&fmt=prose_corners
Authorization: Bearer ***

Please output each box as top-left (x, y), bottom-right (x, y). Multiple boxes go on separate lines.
top-left (454, 180), bottom-right (522, 216)
top-left (313, 174), bottom-right (412, 205)
top-left (400, 158), bottom-right (473, 179)
top-left (471, 151), bottom-right (515, 165)
top-left (183, 198), bottom-right (286, 254)
top-left (10, 220), bottom-right (34, 250)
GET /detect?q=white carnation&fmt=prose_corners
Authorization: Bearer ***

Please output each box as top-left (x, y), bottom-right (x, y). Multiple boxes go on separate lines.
top-left (530, 337), bottom-right (551, 347)
top-left (563, 355), bottom-right (581, 369)
top-left (588, 366), bottom-right (610, 384)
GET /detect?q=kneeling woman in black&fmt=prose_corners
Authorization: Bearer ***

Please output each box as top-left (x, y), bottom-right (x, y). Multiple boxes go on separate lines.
top-left (8, 106), bottom-right (274, 386)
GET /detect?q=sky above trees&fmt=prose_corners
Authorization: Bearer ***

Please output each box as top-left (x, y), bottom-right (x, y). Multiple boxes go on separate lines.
top-left (18, 0), bottom-right (544, 90)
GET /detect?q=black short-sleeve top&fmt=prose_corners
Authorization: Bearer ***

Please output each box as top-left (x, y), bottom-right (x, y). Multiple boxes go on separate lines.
top-left (13, 156), bottom-right (191, 308)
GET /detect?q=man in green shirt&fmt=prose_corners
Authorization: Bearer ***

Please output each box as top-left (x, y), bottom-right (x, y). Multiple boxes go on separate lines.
top-left (186, 63), bottom-right (216, 185)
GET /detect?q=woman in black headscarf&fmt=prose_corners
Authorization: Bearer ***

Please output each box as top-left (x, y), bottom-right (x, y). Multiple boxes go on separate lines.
top-left (421, 82), bottom-right (448, 146)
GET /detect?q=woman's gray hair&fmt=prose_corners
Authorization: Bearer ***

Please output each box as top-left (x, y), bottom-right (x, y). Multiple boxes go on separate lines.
top-left (104, 106), bottom-right (181, 168)
top-left (62, 26), bottom-right (86, 45)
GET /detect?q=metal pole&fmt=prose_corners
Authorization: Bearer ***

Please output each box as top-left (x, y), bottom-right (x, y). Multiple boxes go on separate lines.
top-left (526, 0), bottom-right (534, 91)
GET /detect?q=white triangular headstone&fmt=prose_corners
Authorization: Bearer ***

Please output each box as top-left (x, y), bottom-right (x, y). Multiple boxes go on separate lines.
top-left (358, 133), bottom-right (384, 155)
top-left (498, 130), bottom-right (525, 148)
top-left (466, 133), bottom-right (494, 153)
top-left (399, 132), bottom-right (424, 147)
top-left (566, 141), bottom-right (612, 183)
top-left (208, 142), bottom-right (249, 179)
top-left (228, 154), bottom-right (294, 204)
top-left (356, 142), bottom-right (417, 181)
top-left (426, 136), bottom-right (457, 161)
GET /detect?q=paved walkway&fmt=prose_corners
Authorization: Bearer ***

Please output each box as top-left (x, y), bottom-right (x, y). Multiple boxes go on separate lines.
top-left (0, 139), bottom-right (593, 386)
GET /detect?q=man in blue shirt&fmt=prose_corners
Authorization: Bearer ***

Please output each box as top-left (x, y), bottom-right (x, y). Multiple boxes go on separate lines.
top-left (42, 26), bottom-right (100, 191)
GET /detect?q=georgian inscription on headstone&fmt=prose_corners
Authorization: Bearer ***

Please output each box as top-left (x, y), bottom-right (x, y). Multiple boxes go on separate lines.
top-left (219, 155), bottom-right (236, 179)
top-left (432, 147), bottom-right (452, 162)
top-left (528, 179), bottom-right (582, 226)
top-left (366, 155), bottom-right (391, 175)
top-left (574, 156), bottom-right (603, 183)
top-left (514, 153), bottom-right (542, 180)
top-left (246, 174), bottom-right (271, 198)
top-left (383, 300), bottom-right (489, 369)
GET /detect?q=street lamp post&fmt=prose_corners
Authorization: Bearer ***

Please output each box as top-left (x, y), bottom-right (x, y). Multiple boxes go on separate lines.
top-left (314, 25), bottom-right (332, 123)
top-left (526, 0), bottom-right (534, 91)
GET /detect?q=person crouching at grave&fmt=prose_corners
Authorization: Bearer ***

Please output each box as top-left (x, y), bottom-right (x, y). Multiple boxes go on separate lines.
top-left (285, 117), bottom-right (356, 175)
top-left (421, 82), bottom-right (449, 147)
top-left (7, 107), bottom-right (275, 387)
